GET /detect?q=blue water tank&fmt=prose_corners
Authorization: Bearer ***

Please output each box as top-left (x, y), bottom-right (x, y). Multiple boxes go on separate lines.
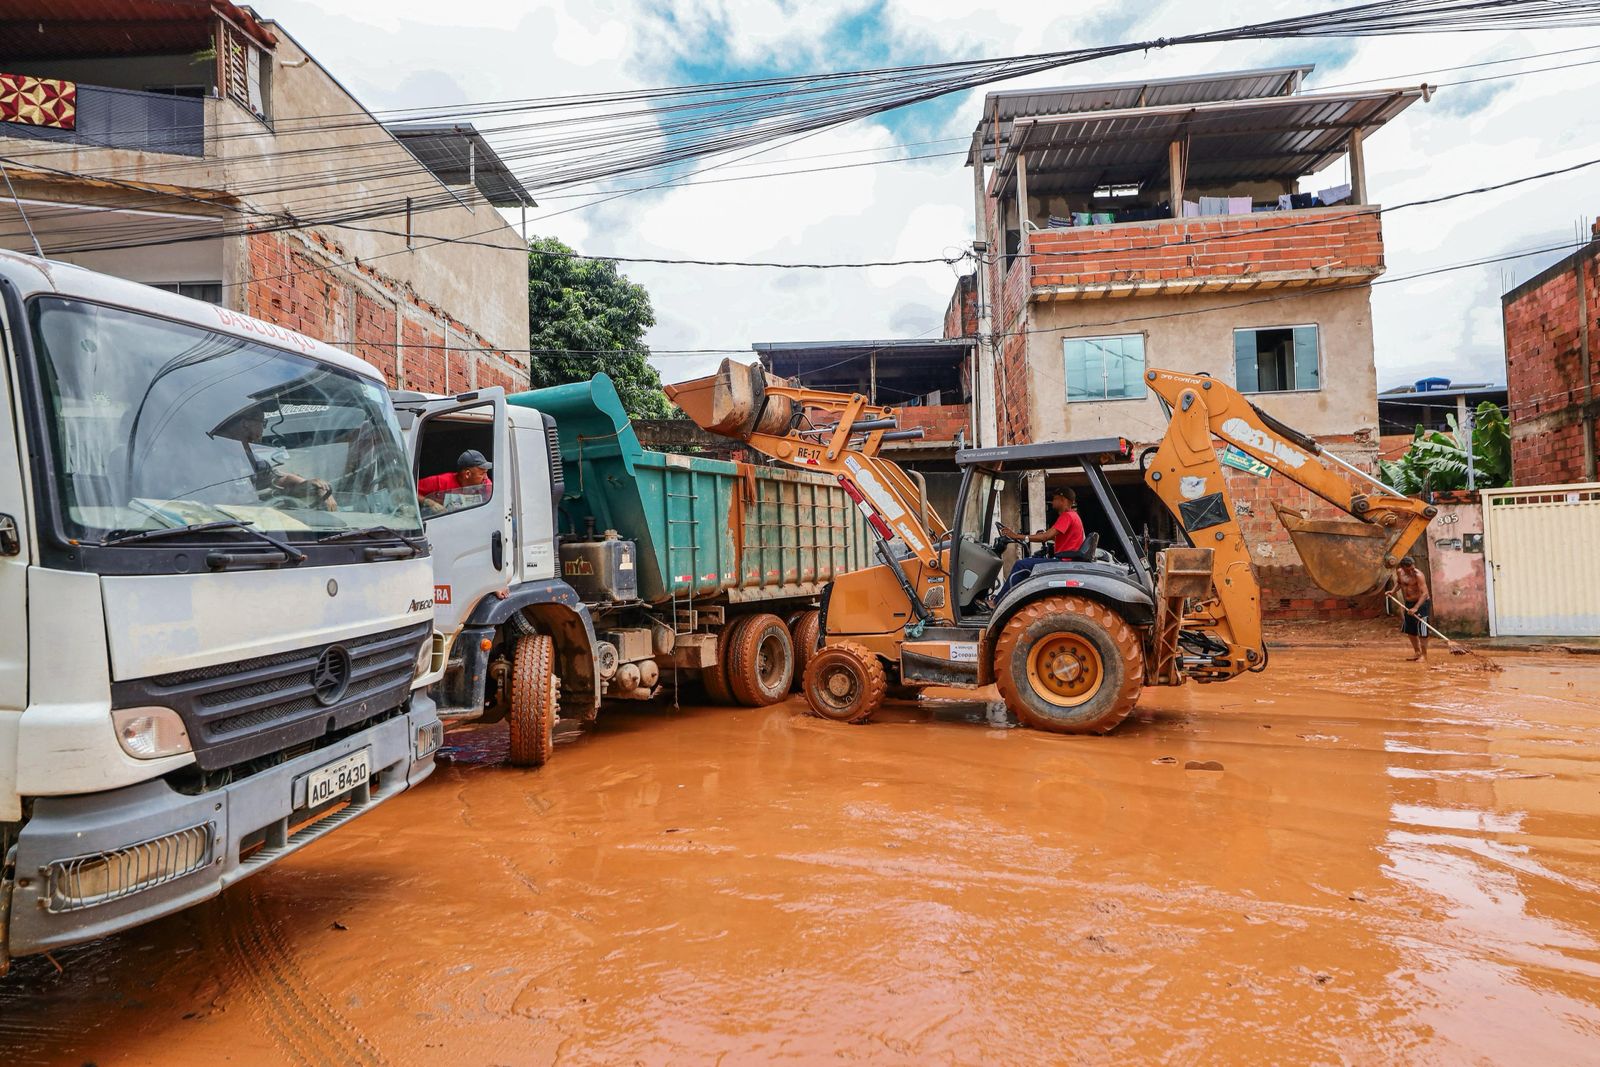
top-left (1414, 376), bottom-right (1451, 392)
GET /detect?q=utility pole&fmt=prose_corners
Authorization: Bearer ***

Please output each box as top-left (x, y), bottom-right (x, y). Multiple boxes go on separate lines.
top-left (1463, 404), bottom-right (1476, 490)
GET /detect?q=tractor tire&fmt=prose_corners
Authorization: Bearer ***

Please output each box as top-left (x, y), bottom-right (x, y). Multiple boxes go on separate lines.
top-left (727, 613), bottom-right (795, 706)
top-left (993, 595), bottom-right (1142, 734)
top-left (508, 634), bottom-right (559, 767)
top-left (802, 641), bottom-right (886, 724)
top-left (788, 609), bottom-right (822, 691)
top-left (700, 618), bottom-right (743, 707)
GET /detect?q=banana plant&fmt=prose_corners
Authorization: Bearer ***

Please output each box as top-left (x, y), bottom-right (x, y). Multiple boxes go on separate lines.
top-left (1378, 401), bottom-right (1511, 495)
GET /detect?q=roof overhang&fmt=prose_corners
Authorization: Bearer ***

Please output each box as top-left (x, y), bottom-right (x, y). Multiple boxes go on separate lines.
top-left (388, 122), bottom-right (536, 208)
top-left (0, 1), bottom-right (276, 60)
top-left (988, 86), bottom-right (1423, 198)
top-left (969, 65), bottom-right (1315, 166)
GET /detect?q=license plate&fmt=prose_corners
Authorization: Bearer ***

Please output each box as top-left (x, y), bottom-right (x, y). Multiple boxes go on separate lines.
top-left (304, 749), bottom-right (370, 807)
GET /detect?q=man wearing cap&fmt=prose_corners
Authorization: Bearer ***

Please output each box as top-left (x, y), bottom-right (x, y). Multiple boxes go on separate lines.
top-left (418, 449), bottom-right (492, 514)
top-left (994, 487), bottom-right (1086, 599)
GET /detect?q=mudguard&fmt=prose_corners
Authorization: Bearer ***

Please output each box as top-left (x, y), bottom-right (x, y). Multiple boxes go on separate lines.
top-left (989, 561), bottom-right (1156, 637)
top-left (464, 579), bottom-right (600, 714)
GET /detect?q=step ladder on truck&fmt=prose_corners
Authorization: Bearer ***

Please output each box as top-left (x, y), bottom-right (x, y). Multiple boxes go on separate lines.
top-left (0, 252), bottom-right (443, 974)
top-left (665, 360), bottom-right (1437, 733)
top-left (399, 373), bottom-right (871, 766)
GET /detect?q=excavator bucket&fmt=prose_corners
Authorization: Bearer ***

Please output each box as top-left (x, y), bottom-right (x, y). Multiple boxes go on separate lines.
top-left (664, 358), bottom-right (794, 441)
top-left (1274, 504), bottom-right (1400, 598)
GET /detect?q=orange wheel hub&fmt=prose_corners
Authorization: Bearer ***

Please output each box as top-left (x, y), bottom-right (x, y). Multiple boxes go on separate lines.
top-left (1025, 633), bottom-right (1103, 708)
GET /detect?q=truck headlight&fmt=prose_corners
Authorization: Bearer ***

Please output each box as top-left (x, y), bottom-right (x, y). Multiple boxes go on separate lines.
top-left (111, 706), bottom-right (192, 760)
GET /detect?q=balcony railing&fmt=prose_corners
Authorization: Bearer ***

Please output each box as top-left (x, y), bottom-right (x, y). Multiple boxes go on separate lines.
top-left (1015, 206), bottom-right (1384, 301)
top-left (1, 83), bottom-right (205, 158)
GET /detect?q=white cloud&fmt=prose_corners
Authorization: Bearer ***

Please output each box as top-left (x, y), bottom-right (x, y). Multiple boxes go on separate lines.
top-left (256, 0), bottom-right (1600, 390)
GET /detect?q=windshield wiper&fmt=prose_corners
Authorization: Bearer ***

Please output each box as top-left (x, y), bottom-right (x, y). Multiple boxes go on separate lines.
top-left (101, 519), bottom-right (308, 563)
top-left (318, 525), bottom-right (427, 553)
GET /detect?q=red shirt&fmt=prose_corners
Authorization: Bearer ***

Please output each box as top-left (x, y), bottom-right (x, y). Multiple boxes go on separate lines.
top-left (1051, 510), bottom-right (1085, 555)
top-left (417, 472), bottom-right (492, 497)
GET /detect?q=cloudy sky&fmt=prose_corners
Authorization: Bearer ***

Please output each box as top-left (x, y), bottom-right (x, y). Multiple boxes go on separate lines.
top-left (263, 0), bottom-right (1600, 389)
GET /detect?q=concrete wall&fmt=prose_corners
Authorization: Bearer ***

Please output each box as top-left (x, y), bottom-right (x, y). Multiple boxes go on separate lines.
top-left (1426, 494), bottom-right (1489, 636)
top-left (1019, 284), bottom-right (1380, 448)
top-left (1502, 225), bottom-right (1600, 486)
top-left (0, 19), bottom-right (530, 384)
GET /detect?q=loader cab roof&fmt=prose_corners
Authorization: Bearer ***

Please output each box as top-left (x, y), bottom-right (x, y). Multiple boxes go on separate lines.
top-left (955, 437), bottom-right (1133, 471)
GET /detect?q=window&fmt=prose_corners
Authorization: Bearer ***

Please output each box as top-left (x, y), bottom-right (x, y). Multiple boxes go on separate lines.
top-left (1063, 334), bottom-right (1146, 402)
top-left (415, 413), bottom-right (495, 518)
top-left (1234, 325), bottom-right (1320, 393)
top-left (153, 282), bottom-right (223, 305)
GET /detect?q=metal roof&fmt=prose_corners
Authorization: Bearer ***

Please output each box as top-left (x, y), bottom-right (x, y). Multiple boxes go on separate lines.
top-left (754, 338), bottom-right (973, 359)
top-left (969, 66), bottom-right (1314, 165)
top-left (1378, 384), bottom-right (1507, 402)
top-left (989, 86), bottom-right (1423, 198)
top-left (0, 1), bottom-right (276, 59)
top-left (388, 123), bottom-right (535, 208)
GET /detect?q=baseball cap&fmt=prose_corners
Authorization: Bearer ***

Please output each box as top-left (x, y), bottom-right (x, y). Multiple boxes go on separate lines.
top-left (458, 449), bottom-right (492, 471)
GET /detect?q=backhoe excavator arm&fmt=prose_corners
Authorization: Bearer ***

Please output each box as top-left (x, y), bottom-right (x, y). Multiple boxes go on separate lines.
top-left (1142, 369), bottom-right (1435, 680)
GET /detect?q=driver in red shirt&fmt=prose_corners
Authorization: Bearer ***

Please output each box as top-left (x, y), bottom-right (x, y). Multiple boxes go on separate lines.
top-left (995, 487), bottom-right (1085, 599)
top-left (417, 449), bottom-right (492, 513)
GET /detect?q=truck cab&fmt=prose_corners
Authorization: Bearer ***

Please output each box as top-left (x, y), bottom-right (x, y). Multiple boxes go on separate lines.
top-left (0, 253), bottom-right (442, 970)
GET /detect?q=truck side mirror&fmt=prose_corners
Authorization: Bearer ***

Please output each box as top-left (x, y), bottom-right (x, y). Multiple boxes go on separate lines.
top-left (0, 514), bottom-right (18, 556)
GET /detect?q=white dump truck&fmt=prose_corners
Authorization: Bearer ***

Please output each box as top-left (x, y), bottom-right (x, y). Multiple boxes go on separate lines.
top-left (399, 374), bottom-right (870, 766)
top-left (0, 252), bottom-right (442, 972)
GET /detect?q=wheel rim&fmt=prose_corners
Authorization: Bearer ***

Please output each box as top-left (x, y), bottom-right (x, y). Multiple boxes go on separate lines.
top-left (814, 661), bottom-right (861, 714)
top-left (1025, 633), bottom-right (1103, 708)
top-left (756, 631), bottom-right (786, 690)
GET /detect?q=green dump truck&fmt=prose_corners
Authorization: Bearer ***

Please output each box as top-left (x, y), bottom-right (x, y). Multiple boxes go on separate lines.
top-left (399, 374), bottom-right (870, 766)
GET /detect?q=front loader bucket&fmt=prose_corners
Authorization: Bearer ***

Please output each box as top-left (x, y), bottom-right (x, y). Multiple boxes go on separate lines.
top-left (1274, 504), bottom-right (1400, 597)
top-left (664, 358), bottom-right (794, 441)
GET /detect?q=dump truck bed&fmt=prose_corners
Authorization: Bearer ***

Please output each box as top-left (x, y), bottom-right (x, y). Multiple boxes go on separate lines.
top-left (509, 377), bottom-right (871, 607)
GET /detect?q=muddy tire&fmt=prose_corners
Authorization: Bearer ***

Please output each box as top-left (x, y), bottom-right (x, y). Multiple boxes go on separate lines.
top-left (701, 618), bottom-right (742, 706)
top-left (508, 634), bottom-right (559, 767)
top-left (789, 609), bottom-right (822, 691)
top-left (993, 595), bottom-right (1142, 734)
top-left (727, 613), bottom-right (794, 706)
top-left (802, 641), bottom-right (886, 724)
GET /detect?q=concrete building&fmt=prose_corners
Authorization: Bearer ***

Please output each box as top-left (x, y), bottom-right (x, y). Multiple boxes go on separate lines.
top-left (1500, 219), bottom-right (1600, 486)
top-left (0, 0), bottom-right (531, 393)
top-left (752, 339), bottom-right (978, 521)
top-left (954, 66), bottom-right (1425, 617)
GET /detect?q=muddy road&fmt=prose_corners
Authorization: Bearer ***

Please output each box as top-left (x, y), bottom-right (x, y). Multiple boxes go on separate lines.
top-left (4, 637), bottom-right (1600, 1064)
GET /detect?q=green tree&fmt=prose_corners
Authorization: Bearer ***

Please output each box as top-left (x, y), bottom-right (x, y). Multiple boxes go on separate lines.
top-left (1379, 400), bottom-right (1512, 495)
top-left (526, 235), bottom-right (673, 418)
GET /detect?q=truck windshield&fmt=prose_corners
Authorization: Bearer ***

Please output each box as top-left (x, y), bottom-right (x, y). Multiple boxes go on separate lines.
top-left (28, 297), bottom-right (422, 541)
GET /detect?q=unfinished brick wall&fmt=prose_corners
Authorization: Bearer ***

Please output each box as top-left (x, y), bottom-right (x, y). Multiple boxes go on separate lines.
top-left (1025, 208), bottom-right (1385, 290)
top-left (243, 231), bottom-right (526, 395)
top-left (943, 274), bottom-right (977, 340)
top-left (892, 403), bottom-right (971, 441)
top-left (1502, 226), bottom-right (1600, 486)
top-left (997, 332), bottom-right (1030, 445)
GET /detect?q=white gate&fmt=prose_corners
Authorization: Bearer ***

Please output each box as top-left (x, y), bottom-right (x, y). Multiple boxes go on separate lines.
top-left (1482, 483), bottom-right (1600, 637)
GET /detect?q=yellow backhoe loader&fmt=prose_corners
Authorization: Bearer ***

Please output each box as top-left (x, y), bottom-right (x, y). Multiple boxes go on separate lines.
top-left (665, 362), bottom-right (1434, 733)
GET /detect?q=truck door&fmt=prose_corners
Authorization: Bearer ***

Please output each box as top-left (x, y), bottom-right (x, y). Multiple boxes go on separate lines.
top-left (406, 389), bottom-right (510, 647)
top-left (0, 291), bottom-right (29, 718)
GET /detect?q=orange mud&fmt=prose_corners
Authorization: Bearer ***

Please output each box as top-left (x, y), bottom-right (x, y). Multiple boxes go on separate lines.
top-left (5, 638), bottom-right (1600, 1064)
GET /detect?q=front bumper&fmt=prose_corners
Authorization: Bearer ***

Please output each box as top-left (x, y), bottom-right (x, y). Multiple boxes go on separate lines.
top-left (5, 694), bottom-right (441, 959)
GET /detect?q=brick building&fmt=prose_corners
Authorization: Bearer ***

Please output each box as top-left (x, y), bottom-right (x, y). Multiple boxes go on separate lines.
top-left (0, 1), bottom-right (530, 392)
top-left (1500, 220), bottom-right (1600, 486)
top-left (753, 339), bottom-right (977, 520)
top-left (950, 67), bottom-right (1425, 617)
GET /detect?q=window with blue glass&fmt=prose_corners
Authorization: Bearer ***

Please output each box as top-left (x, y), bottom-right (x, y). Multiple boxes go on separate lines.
top-left (1063, 334), bottom-right (1147, 402)
top-left (1233, 325), bottom-right (1320, 393)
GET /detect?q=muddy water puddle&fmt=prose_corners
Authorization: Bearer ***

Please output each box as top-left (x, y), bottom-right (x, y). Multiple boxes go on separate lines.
top-left (4, 643), bottom-right (1600, 1064)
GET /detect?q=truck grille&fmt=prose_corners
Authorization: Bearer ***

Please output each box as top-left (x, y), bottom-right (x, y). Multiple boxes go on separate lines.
top-left (112, 622), bottom-right (428, 771)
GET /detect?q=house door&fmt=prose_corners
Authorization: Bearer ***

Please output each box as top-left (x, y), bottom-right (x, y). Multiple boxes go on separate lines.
top-left (1483, 483), bottom-right (1600, 636)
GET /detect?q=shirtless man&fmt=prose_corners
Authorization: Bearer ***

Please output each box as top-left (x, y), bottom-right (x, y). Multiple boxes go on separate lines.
top-left (1395, 557), bottom-right (1432, 661)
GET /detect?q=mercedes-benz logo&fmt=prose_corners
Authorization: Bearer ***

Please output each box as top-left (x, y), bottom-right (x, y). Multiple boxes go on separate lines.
top-left (311, 645), bottom-right (352, 706)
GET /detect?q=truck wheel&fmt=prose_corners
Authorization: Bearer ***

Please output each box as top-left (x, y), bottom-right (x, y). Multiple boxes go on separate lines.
top-left (508, 634), bottom-right (560, 767)
top-left (788, 609), bottom-right (821, 692)
top-left (803, 641), bottom-right (885, 724)
top-left (728, 613), bottom-right (794, 706)
top-left (701, 618), bottom-right (742, 706)
top-left (993, 595), bottom-right (1142, 734)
